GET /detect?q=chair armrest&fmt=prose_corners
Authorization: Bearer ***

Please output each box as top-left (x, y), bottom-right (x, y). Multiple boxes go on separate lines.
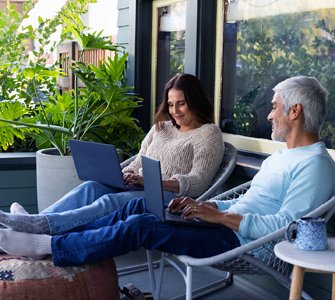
top-left (175, 195), bottom-right (335, 267)
top-left (175, 226), bottom-right (287, 267)
top-left (196, 142), bottom-right (238, 201)
top-left (210, 181), bottom-right (252, 201)
top-left (120, 155), bottom-right (137, 169)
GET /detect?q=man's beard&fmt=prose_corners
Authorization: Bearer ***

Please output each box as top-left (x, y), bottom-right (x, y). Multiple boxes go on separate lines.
top-left (271, 122), bottom-right (289, 142)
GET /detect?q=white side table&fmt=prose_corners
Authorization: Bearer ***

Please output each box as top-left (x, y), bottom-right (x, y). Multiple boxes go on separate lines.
top-left (274, 238), bottom-right (335, 300)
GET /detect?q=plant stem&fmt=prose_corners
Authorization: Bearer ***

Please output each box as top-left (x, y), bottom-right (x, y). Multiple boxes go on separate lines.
top-left (32, 79), bottom-right (65, 155)
top-left (73, 49), bottom-right (85, 139)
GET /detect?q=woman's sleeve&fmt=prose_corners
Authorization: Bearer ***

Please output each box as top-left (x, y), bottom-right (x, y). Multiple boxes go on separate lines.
top-left (171, 126), bottom-right (225, 198)
top-left (122, 125), bottom-right (156, 174)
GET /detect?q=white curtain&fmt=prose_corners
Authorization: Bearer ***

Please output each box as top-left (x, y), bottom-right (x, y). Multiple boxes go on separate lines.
top-left (159, 13), bottom-right (186, 32)
top-left (226, 0), bottom-right (335, 22)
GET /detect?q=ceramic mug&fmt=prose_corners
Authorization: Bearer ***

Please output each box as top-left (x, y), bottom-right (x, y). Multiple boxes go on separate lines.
top-left (285, 217), bottom-right (328, 250)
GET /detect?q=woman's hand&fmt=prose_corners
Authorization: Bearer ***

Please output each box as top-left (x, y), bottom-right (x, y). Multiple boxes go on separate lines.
top-left (123, 172), bottom-right (144, 187)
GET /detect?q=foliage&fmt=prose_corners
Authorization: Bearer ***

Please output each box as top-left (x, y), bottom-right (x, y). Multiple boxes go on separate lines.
top-left (230, 86), bottom-right (260, 136)
top-left (170, 31), bottom-right (185, 78)
top-left (224, 8), bottom-right (335, 148)
top-left (0, 0), bottom-right (144, 156)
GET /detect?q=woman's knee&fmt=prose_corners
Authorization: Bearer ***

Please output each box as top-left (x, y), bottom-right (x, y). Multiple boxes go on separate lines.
top-left (80, 180), bottom-right (101, 189)
top-left (79, 181), bottom-right (111, 195)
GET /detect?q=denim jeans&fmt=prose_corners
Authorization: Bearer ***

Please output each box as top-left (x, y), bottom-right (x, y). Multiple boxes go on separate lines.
top-left (41, 181), bottom-right (177, 235)
top-left (51, 198), bottom-right (241, 266)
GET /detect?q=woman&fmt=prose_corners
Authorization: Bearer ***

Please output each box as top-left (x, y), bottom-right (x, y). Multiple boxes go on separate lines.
top-left (0, 74), bottom-right (224, 236)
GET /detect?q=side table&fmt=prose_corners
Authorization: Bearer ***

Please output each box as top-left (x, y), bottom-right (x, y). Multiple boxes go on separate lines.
top-left (274, 238), bottom-right (335, 300)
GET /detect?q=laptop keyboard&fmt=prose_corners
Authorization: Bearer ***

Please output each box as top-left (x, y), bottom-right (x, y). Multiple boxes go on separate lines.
top-left (165, 211), bottom-right (201, 223)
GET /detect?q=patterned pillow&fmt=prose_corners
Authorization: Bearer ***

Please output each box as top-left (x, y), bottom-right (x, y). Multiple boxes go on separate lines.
top-left (0, 254), bottom-right (119, 300)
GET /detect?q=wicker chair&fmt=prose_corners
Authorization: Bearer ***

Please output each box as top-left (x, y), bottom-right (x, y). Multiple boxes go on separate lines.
top-left (148, 182), bottom-right (335, 300)
top-left (120, 142), bottom-right (237, 201)
top-left (117, 142), bottom-right (238, 276)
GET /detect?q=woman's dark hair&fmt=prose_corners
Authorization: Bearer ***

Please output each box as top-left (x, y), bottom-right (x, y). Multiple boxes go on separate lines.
top-left (154, 74), bottom-right (214, 130)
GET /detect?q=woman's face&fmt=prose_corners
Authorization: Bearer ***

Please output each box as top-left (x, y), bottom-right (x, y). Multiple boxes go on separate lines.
top-left (167, 88), bottom-right (199, 131)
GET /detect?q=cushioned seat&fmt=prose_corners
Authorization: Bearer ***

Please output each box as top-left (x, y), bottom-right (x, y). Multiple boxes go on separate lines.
top-left (0, 254), bottom-right (119, 300)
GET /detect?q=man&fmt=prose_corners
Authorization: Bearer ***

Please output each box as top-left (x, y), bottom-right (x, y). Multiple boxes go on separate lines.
top-left (171, 75), bottom-right (335, 246)
top-left (0, 76), bottom-right (334, 266)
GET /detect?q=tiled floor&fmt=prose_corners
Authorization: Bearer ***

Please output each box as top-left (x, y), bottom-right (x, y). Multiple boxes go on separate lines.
top-left (114, 247), bottom-right (286, 300)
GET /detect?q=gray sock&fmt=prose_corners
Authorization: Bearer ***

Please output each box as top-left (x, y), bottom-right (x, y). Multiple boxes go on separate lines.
top-left (0, 212), bottom-right (50, 234)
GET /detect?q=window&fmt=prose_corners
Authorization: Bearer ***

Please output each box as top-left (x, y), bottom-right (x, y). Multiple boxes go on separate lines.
top-left (155, 2), bottom-right (186, 105)
top-left (151, 0), bottom-right (186, 116)
top-left (220, 0), bottom-right (335, 153)
top-left (128, 0), bottom-right (217, 131)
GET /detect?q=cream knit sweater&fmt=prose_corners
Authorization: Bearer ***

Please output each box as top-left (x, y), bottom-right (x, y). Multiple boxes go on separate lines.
top-left (122, 121), bottom-right (225, 198)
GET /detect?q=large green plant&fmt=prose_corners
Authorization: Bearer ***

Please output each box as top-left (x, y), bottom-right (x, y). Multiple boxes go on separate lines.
top-left (0, 0), bottom-right (144, 156)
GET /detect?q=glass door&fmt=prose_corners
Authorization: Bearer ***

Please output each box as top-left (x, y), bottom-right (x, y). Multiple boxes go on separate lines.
top-left (152, 0), bottom-right (186, 120)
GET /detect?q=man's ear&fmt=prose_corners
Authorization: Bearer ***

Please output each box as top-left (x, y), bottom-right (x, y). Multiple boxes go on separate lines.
top-left (290, 103), bottom-right (303, 120)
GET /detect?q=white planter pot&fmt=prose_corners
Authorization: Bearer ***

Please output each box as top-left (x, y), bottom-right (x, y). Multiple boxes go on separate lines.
top-left (36, 147), bottom-right (124, 213)
top-left (36, 148), bottom-right (84, 212)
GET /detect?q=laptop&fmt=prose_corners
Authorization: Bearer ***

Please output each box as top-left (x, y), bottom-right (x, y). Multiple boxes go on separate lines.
top-left (142, 155), bottom-right (223, 228)
top-left (69, 139), bottom-right (143, 190)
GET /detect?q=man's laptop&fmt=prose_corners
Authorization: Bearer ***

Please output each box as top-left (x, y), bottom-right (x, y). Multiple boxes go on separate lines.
top-left (69, 139), bottom-right (143, 190)
top-left (142, 155), bottom-right (223, 228)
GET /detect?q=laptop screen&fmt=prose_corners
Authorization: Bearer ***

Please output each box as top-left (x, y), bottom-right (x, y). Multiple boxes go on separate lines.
top-left (142, 155), bottom-right (165, 222)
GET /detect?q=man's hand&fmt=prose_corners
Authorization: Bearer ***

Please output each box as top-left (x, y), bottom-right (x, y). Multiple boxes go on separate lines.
top-left (167, 197), bottom-right (218, 220)
top-left (167, 197), bottom-right (201, 213)
top-left (167, 197), bottom-right (243, 231)
top-left (180, 202), bottom-right (226, 225)
top-left (123, 172), bottom-right (144, 187)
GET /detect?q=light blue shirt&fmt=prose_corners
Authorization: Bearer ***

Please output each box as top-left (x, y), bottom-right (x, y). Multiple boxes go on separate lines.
top-left (209, 142), bottom-right (335, 245)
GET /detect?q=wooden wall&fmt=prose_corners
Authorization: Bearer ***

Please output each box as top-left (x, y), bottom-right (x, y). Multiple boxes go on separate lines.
top-left (0, 153), bottom-right (38, 214)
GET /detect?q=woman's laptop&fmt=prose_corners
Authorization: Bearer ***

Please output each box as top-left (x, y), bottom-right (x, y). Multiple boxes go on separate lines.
top-left (69, 139), bottom-right (142, 190)
top-left (141, 155), bottom-right (223, 228)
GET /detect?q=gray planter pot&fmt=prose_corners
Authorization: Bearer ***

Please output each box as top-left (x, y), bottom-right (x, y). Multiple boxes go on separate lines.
top-left (36, 148), bottom-right (84, 212)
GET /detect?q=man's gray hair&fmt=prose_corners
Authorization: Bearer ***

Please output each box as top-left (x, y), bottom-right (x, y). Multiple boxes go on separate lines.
top-left (273, 76), bottom-right (329, 134)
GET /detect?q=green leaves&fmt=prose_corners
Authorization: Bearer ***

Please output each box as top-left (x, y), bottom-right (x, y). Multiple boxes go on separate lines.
top-left (0, 101), bottom-right (29, 121)
top-left (0, 101), bottom-right (35, 150)
top-left (83, 31), bottom-right (119, 52)
top-left (232, 86), bottom-right (260, 136)
top-left (60, 12), bottom-right (119, 53)
top-left (0, 0), bottom-right (144, 155)
top-left (88, 52), bottom-right (128, 85)
top-left (21, 65), bottom-right (67, 81)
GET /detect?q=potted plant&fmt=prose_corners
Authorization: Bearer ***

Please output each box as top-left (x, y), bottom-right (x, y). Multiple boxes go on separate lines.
top-left (0, 1), bottom-right (144, 211)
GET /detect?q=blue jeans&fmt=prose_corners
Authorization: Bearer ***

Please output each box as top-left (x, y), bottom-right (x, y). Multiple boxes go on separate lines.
top-left (41, 181), bottom-right (177, 235)
top-left (51, 198), bottom-right (241, 266)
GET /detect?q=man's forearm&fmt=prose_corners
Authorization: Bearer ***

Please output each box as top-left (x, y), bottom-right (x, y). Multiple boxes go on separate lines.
top-left (205, 202), bottom-right (242, 231)
top-left (220, 212), bottom-right (243, 232)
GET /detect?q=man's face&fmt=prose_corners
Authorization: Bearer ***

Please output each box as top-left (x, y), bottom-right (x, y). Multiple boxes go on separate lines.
top-left (267, 93), bottom-right (291, 142)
